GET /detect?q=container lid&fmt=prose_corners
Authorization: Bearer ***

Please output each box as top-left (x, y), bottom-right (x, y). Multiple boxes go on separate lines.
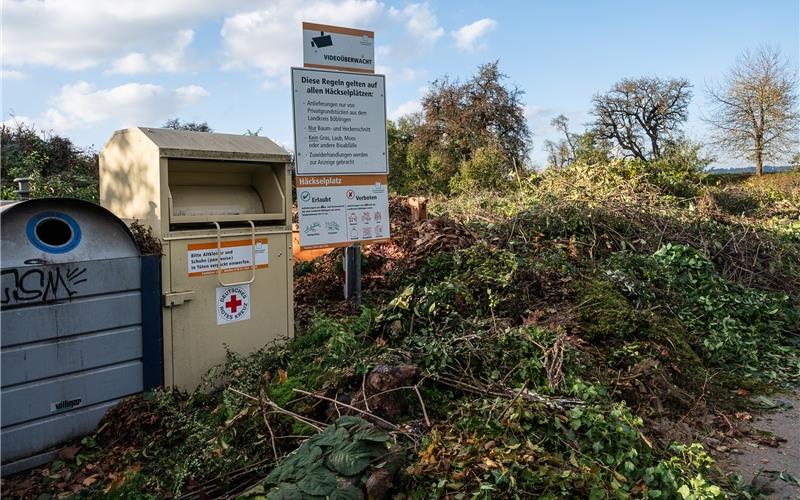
top-left (135, 128), bottom-right (292, 162)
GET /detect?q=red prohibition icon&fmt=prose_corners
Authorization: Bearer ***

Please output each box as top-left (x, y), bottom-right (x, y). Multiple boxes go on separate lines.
top-left (346, 190), bottom-right (355, 199)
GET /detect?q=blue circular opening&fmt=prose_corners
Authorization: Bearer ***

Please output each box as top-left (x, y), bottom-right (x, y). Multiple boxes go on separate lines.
top-left (26, 211), bottom-right (82, 254)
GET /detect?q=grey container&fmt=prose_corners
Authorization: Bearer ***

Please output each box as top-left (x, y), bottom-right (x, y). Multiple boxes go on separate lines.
top-left (1, 198), bottom-right (146, 475)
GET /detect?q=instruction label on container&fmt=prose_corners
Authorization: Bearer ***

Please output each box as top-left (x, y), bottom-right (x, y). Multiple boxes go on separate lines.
top-left (297, 175), bottom-right (390, 248)
top-left (216, 284), bottom-right (251, 325)
top-left (187, 239), bottom-right (268, 277)
top-left (292, 67), bottom-right (387, 176)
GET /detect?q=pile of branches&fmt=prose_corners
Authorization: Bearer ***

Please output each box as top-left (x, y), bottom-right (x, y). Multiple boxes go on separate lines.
top-left (293, 197), bottom-right (478, 313)
top-left (494, 197), bottom-right (800, 294)
top-left (9, 169), bottom-right (797, 499)
top-left (367, 216), bottom-right (477, 279)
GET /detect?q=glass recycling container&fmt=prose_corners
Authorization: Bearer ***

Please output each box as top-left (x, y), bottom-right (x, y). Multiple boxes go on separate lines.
top-left (100, 127), bottom-right (294, 390)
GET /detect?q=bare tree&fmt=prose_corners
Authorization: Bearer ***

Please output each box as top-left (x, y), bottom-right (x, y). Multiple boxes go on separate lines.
top-left (552, 115), bottom-right (576, 157)
top-left (544, 115), bottom-right (575, 168)
top-left (545, 114), bottom-right (613, 169)
top-left (705, 46), bottom-right (799, 176)
top-left (544, 138), bottom-right (572, 169)
top-left (591, 77), bottom-right (692, 160)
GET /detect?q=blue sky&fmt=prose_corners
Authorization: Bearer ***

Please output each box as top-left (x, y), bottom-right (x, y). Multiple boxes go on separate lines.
top-left (2, 0), bottom-right (798, 167)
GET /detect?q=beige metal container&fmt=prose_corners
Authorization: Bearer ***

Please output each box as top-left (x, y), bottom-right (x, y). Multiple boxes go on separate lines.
top-left (100, 128), bottom-right (294, 390)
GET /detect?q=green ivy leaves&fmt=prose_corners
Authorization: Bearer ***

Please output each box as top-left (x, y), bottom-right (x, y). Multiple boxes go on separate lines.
top-left (246, 416), bottom-right (392, 500)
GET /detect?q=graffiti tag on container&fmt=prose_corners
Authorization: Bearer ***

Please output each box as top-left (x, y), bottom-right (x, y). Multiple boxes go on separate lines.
top-left (1, 265), bottom-right (88, 306)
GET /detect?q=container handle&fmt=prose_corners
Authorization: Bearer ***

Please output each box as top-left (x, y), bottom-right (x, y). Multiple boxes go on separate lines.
top-left (213, 220), bottom-right (257, 287)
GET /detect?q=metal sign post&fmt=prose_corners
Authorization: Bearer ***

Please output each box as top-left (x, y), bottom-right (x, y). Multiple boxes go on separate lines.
top-left (343, 243), bottom-right (362, 306)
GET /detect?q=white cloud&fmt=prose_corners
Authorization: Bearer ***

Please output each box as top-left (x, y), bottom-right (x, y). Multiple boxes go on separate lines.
top-left (2, 1), bottom-right (255, 70)
top-left (525, 105), bottom-right (553, 143)
top-left (389, 3), bottom-right (444, 50)
top-left (108, 53), bottom-right (151, 75)
top-left (2, 70), bottom-right (30, 80)
top-left (151, 30), bottom-right (195, 72)
top-left (524, 105), bottom-right (550, 119)
top-left (389, 99), bottom-right (422, 121)
top-left (221, 0), bottom-right (383, 85)
top-left (175, 85), bottom-right (210, 103)
top-left (399, 68), bottom-right (420, 81)
top-left (3, 0), bottom-right (435, 83)
top-left (452, 18), bottom-right (497, 52)
top-left (40, 81), bottom-right (209, 133)
top-left (108, 30), bottom-right (194, 74)
top-left (376, 65), bottom-right (421, 82)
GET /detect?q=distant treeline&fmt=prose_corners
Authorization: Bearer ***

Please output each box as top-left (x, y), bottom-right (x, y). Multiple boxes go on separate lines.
top-left (706, 165), bottom-right (795, 175)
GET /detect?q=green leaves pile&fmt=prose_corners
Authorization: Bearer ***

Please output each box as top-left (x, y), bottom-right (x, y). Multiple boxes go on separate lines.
top-left (606, 244), bottom-right (800, 383)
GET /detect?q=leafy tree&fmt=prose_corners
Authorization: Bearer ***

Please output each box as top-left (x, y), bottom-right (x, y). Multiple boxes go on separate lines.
top-left (704, 46), bottom-right (799, 176)
top-left (572, 131), bottom-right (613, 166)
top-left (449, 143), bottom-right (512, 193)
top-left (163, 117), bottom-right (213, 132)
top-left (387, 116), bottom-right (420, 194)
top-left (592, 77), bottom-right (692, 160)
top-left (412, 61), bottom-right (531, 192)
top-left (1, 122), bottom-right (99, 202)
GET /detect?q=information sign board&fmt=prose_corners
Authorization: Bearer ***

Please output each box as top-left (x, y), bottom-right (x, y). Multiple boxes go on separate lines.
top-left (296, 175), bottom-right (390, 248)
top-left (292, 67), bottom-right (387, 176)
top-left (294, 23), bottom-right (389, 250)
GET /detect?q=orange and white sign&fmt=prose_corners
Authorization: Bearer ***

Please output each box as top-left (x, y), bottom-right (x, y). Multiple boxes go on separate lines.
top-left (302, 22), bottom-right (374, 74)
top-left (296, 175), bottom-right (390, 249)
top-left (187, 239), bottom-right (268, 277)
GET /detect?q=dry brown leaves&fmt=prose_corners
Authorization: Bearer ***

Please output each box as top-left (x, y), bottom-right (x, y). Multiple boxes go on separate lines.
top-left (1, 397), bottom-right (166, 499)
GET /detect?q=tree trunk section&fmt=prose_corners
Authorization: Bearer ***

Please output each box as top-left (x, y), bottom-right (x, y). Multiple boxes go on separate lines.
top-left (650, 135), bottom-right (660, 160)
top-left (755, 149), bottom-right (763, 176)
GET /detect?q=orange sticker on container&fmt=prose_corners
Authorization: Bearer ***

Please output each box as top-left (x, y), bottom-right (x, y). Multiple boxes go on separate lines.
top-left (187, 238), bottom-right (268, 277)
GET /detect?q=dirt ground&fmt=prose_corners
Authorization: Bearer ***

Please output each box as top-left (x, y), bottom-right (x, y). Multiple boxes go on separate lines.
top-left (726, 391), bottom-right (800, 499)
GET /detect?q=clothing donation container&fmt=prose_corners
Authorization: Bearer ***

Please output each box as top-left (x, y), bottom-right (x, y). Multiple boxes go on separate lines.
top-left (100, 127), bottom-right (294, 391)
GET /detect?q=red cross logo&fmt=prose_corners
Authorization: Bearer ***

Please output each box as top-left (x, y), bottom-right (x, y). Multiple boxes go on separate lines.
top-left (225, 294), bottom-right (242, 313)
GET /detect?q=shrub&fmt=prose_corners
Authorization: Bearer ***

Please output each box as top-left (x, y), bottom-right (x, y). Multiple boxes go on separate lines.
top-left (1, 123), bottom-right (99, 202)
top-left (450, 144), bottom-right (514, 193)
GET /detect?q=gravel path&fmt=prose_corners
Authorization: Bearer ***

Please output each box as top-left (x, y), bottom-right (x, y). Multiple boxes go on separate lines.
top-left (728, 391), bottom-right (800, 499)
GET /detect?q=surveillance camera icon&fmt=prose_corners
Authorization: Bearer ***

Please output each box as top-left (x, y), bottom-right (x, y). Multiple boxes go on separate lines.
top-left (311, 31), bottom-right (333, 48)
